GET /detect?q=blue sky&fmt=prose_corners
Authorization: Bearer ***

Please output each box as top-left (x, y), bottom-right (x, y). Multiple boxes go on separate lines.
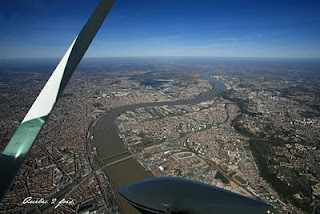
top-left (1, 0), bottom-right (320, 59)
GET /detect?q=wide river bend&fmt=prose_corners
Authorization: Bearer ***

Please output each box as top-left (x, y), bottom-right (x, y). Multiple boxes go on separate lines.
top-left (93, 71), bottom-right (226, 213)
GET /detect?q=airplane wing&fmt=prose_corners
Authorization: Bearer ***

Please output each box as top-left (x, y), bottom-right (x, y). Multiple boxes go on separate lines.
top-left (0, 0), bottom-right (116, 201)
top-left (119, 177), bottom-right (272, 214)
top-left (0, 1), bottom-right (273, 213)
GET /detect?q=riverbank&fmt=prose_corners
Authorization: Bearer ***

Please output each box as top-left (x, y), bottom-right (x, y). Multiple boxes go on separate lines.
top-left (92, 71), bottom-right (226, 213)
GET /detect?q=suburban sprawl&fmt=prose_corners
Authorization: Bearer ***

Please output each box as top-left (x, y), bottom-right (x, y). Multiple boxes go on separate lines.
top-left (0, 58), bottom-right (319, 213)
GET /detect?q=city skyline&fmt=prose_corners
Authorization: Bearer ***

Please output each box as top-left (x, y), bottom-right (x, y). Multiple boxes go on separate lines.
top-left (1, 0), bottom-right (320, 59)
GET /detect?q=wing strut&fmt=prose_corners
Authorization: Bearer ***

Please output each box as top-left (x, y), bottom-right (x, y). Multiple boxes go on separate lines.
top-left (0, 0), bottom-right (116, 201)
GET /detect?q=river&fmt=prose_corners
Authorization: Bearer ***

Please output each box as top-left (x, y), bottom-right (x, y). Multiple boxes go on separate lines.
top-left (93, 71), bottom-right (226, 213)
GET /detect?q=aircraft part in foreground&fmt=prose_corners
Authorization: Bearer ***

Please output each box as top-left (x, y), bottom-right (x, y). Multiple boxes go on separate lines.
top-left (119, 177), bottom-right (272, 214)
top-left (1, 1), bottom-right (274, 213)
top-left (0, 0), bottom-right (116, 201)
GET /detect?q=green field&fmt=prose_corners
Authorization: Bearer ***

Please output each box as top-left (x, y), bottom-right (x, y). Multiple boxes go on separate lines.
top-left (233, 175), bottom-right (247, 185)
top-left (215, 172), bottom-right (229, 184)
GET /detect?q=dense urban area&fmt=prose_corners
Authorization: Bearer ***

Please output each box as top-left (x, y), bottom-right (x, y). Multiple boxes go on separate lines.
top-left (0, 58), bottom-right (319, 214)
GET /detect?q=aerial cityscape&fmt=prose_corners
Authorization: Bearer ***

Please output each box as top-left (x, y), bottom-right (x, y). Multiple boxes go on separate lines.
top-left (0, 58), bottom-right (319, 213)
top-left (1, 0), bottom-right (320, 213)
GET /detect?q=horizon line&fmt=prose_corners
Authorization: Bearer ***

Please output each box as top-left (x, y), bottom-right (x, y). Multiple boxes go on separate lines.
top-left (1, 56), bottom-right (320, 61)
